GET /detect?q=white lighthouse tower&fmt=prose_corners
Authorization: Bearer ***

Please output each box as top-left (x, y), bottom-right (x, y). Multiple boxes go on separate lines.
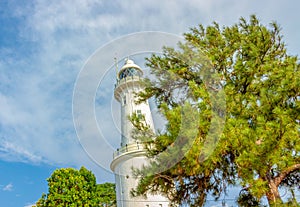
top-left (111, 59), bottom-right (170, 207)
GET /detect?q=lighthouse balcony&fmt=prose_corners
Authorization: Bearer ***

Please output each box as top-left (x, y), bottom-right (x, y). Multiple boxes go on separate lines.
top-left (115, 75), bottom-right (142, 87)
top-left (110, 142), bottom-right (149, 171)
top-left (113, 142), bottom-right (146, 159)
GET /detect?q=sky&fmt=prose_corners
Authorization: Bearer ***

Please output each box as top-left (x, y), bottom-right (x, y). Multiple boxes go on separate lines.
top-left (0, 0), bottom-right (299, 206)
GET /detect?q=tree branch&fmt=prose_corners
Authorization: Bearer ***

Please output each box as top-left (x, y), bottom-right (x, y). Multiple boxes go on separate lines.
top-left (274, 163), bottom-right (300, 186)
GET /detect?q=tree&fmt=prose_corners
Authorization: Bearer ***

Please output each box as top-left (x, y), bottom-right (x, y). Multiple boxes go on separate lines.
top-left (131, 15), bottom-right (300, 206)
top-left (34, 167), bottom-right (116, 207)
top-left (96, 182), bottom-right (116, 207)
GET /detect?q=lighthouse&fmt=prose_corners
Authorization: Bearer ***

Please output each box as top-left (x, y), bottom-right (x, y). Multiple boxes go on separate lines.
top-left (111, 59), bottom-right (170, 207)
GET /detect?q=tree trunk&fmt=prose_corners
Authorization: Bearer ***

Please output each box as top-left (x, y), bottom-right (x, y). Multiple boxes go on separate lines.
top-left (266, 164), bottom-right (300, 206)
top-left (266, 179), bottom-right (282, 206)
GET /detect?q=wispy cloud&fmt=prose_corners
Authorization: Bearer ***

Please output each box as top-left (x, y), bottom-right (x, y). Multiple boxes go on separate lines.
top-left (2, 183), bottom-right (13, 191)
top-left (0, 140), bottom-right (42, 163)
top-left (24, 204), bottom-right (34, 207)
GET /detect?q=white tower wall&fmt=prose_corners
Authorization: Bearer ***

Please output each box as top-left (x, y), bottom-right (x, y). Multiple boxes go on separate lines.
top-left (117, 82), bottom-right (154, 146)
top-left (111, 59), bottom-right (170, 207)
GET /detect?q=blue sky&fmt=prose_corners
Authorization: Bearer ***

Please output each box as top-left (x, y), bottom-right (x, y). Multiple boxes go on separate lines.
top-left (0, 0), bottom-right (300, 206)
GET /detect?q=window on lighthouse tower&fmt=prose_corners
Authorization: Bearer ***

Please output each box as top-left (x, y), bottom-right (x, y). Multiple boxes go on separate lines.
top-left (122, 95), bottom-right (126, 105)
top-left (136, 109), bottom-right (143, 119)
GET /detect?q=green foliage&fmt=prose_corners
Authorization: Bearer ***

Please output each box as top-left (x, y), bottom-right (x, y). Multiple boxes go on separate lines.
top-left (237, 189), bottom-right (260, 207)
top-left (132, 15), bottom-right (300, 206)
top-left (34, 167), bottom-right (116, 207)
top-left (96, 183), bottom-right (116, 207)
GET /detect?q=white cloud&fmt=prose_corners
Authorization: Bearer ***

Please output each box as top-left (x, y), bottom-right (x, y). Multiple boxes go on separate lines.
top-left (24, 204), bottom-right (35, 207)
top-left (0, 140), bottom-right (42, 163)
top-left (2, 183), bottom-right (13, 192)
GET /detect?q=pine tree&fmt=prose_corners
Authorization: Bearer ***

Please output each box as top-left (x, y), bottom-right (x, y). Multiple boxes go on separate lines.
top-left (132, 15), bottom-right (300, 206)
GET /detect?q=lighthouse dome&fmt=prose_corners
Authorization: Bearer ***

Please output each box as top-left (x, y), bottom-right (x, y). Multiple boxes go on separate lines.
top-left (118, 59), bottom-right (143, 80)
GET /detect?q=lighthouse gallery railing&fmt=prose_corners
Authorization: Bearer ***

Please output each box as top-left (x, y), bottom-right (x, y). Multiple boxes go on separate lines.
top-left (113, 142), bottom-right (148, 159)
